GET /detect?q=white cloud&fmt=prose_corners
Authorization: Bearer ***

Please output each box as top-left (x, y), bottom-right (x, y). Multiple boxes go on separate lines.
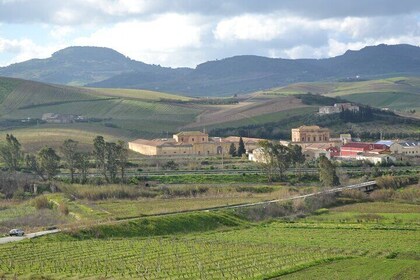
top-left (0, 37), bottom-right (58, 66)
top-left (214, 14), bottom-right (285, 41)
top-left (49, 26), bottom-right (74, 39)
top-left (73, 14), bottom-right (203, 67)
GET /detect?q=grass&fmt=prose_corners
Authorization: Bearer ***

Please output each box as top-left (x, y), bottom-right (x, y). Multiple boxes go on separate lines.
top-left (344, 91), bottom-right (420, 111)
top-left (259, 76), bottom-right (420, 114)
top-left (279, 258), bottom-right (419, 279)
top-left (0, 125), bottom-right (131, 152)
top-left (0, 209), bottom-right (418, 279)
top-left (302, 202), bottom-right (420, 226)
top-left (88, 87), bottom-right (192, 101)
top-left (206, 106), bottom-right (317, 129)
top-left (0, 197), bottom-right (419, 279)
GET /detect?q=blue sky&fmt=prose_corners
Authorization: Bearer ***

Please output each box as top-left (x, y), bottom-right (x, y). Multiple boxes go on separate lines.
top-left (0, 0), bottom-right (419, 68)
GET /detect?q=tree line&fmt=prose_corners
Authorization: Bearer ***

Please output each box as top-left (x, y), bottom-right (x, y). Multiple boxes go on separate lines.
top-left (0, 134), bottom-right (128, 184)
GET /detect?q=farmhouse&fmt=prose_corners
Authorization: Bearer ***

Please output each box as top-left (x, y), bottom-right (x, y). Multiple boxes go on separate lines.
top-left (41, 113), bottom-right (83, 124)
top-left (129, 131), bottom-right (262, 156)
top-left (319, 103), bottom-right (359, 115)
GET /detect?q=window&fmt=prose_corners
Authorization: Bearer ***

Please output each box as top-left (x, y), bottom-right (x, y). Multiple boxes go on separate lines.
top-left (313, 136), bottom-right (316, 141)
top-left (192, 138), bottom-right (194, 142)
top-left (301, 137), bottom-right (304, 141)
top-left (202, 138), bottom-right (205, 141)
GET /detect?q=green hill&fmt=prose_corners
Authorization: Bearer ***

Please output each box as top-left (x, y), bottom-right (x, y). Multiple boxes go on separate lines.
top-left (0, 77), bottom-right (202, 146)
top-left (260, 76), bottom-right (420, 113)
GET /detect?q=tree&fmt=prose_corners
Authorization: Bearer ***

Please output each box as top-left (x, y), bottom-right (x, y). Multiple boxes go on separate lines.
top-left (0, 134), bottom-right (23, 172)
top-left (60, 139), bottom-right (78, 183)
top-left (318, 155), bottom-right (339, 188)
top-left (274, 144), bottom-right (291, 180)
top-left (105, 142), bottom-right (118, 183)
top-left (258, 141), bottom-right (279, 182)
top-left (116, 140), bottom-right (129, 182)
top-left (37, 147), bottom-right (60, 180)
top-left (228, 143), bottom-right (237, 157)
top-left (289, 144), bottom-right (305, 178)
top-left (258, 141), bottom-right (293, 181)
top-left (75, 152), bottom-right (90, 184)
top-left (93, 136), bottom-right (107, 181)
top-left (25, 154), bottom-right (44, 180)
top-left (237, 137), bottom-right (246, 157)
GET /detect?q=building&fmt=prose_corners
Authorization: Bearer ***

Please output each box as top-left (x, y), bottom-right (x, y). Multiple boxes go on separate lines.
top-left (291, 125), bottom-right (330, 143)
top-left (319, 103), bottom-right (359, 115)
top-left (355, 154), bottom-right (396, 165)
top-left (129, 131), bottom-right (260, 156)
top-left (375, 140), bottom-right (420, 156)
top-left (340, 142), bottom-right (389, 158)
top-left (301, 143), bottom-right (340, 160)
top-left (41, 113), bottom-right (77, 123)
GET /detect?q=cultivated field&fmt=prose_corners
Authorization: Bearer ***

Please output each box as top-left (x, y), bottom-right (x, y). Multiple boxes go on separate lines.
top-left (260, 76), bottom-right (420, 114)
top-left (0, 199), bottom-right (418, 279)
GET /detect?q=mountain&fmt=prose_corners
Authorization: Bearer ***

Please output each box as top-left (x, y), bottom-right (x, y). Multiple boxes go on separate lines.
top-left (1, 44), bottom-right (419, 96)
top-left (0, 46), bottom-right (180, 86)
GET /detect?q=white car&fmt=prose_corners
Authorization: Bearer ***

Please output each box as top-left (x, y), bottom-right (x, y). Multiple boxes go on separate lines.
top-left (9, 229), bottom-right (24, 236)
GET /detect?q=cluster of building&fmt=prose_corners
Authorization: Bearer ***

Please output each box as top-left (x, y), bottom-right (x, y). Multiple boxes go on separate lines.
top-left (128, 131), bottom-right (263, 156)
top-left (319, 103), bottom-right (359, 115)
top-left (41, 113), bottom-right (85, 123)
top-left (128, 126), bottom-right (419, 165)
top-left (288, 125), bottom-right (419, 164)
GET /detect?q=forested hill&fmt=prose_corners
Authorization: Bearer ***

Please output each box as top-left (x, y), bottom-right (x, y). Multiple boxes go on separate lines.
top-left (1, 44), bottom-right (419, 96)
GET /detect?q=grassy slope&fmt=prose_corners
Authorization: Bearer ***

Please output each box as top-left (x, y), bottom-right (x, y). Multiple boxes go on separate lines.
top-left (0, 77), bottom-right (202, 142)
top-left (261, 76), bottom-right (420, 112)
top-left (87, 87), bottom-right (193, 101)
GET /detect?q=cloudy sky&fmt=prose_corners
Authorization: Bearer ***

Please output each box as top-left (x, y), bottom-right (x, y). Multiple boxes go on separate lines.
top-left (0, 0), bottom-right (419, 68)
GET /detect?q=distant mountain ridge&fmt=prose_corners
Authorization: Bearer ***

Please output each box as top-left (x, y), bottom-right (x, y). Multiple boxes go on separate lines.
top-left (0, 44), bottom-right (419, 96)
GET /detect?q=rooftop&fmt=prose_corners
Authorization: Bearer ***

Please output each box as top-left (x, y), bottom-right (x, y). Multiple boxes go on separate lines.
top-left (175, 131), bottom-right (207, 136)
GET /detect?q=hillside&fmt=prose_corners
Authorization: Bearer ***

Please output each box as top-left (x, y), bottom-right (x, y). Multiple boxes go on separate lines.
top-left (1, 44), bottom-right (419, 96)
top-left (260, 76), bottom-right (420, 113)
top-left (0, 46), bottom-right (188, 86)
top-left (0, 77), bottom-right (202, 148)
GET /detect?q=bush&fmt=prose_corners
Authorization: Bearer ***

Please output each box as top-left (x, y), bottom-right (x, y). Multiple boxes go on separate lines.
top-left (32, 195), bottom-right (53, 209)
top-left (235, 186), bottom-right (274, 193)
top-left (58, 203), bottom-right (69, 215)
top-left (314, 208), bottom-right (329, 215)
top-left (340, 189), bottom-right (369, 201)
top-left (376, 175), bottom-right (417, 189)
top-left (369, 189), bottom-right (395, 201)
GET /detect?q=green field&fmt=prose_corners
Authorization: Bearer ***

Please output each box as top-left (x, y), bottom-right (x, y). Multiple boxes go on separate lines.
top-left (88, 87), bottom-right (192, 101)
top-left (0, 194), bottom-right (419, 279)
top-left (260, 76), bottom-right (420, 113)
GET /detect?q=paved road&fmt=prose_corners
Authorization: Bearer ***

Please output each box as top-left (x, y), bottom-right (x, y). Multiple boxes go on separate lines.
top-left (0, 229), bottom-right (61, 245)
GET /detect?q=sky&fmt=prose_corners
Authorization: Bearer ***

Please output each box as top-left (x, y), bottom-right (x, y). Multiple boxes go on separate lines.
top-left (0, 0), bottom-right (419, 68)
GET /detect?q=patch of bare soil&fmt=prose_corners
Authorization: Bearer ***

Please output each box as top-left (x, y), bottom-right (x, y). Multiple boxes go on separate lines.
top-left (183, 96), bottom-right (307, 128)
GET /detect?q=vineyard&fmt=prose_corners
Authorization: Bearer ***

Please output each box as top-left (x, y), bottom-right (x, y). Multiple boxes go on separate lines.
top-left (0, 213), bottom-right (419, 279)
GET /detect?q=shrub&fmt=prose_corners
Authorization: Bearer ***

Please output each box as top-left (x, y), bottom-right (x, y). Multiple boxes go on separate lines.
top-left (58, 203), bottom-right (69, 215)
top-left (376, 175), bottom-right (417, 189)
top-left (235, 186), bottom-right (274, 193)
top-left (340, 189), bottom-right (369, 201)
top-left (369, 189), bottom-right (395, 201)
top-left (32, 195), bottom-right (53, 209)
top-left (314, 208), bottom-right (329, 215)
